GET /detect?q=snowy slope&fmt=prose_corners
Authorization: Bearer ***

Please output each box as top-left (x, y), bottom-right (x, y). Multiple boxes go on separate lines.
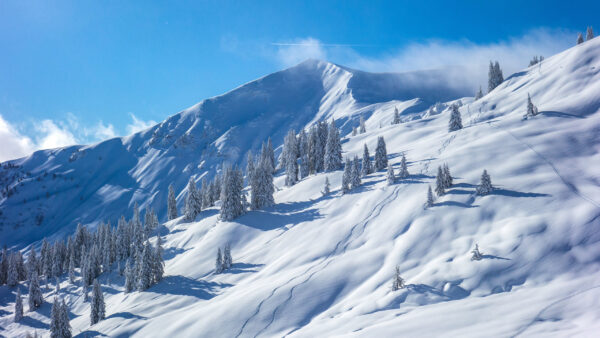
top-left (0, 60), bottom-right (466, 248)
top-left (2, 38), bottom-right (600, 337)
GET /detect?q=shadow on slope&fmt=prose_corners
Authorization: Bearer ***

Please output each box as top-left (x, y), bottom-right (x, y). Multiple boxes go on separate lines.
top-left (151, 275), bottom-right (229, 299)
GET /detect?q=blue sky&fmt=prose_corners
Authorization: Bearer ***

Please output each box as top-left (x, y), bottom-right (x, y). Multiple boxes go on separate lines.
top-left (0, 0), bottom-right (598, 161)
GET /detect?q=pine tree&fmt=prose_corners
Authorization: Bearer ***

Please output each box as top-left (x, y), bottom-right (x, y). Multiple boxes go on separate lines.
top-left (59, 299), bottom-right (71, 338)
top-left (435, 166), bottom-right (445, 196)
top-left (398, 154), bottom-right (409, 179)
top-left (28, 272), bottom-right (43, 310)
top-left (215, 248), bottom-right (223, 274)
top-left (7, 253), bottom-right (18, 286)
top-left (68, 257), bottom-right (75, 284)
top-left (251, 155), bottom-right (274, 210)
top-left (494, 61), bottom-right (503, 86)
top-left (266, 137), bottom-right (275, 173)
top-left (14, 287), bottom-right (23, 322)
top-left (322, 177), bottom-right (331, 196)
top-left (374, 136), bottom-right (388, 171)
top-left (167, 184), bottom-right (178, 221)
top-left (324, 119), bottom-right (343, 171)
top-left (475, 86), bottom-right (483, 100)
top-left (299, 153), bottom-right (309, 179)
top-left (448, 104), bottom-right (463, 131)
top-left (16, 251), bottom-right (26, 281)
top-left (51, 297), bottom-right (62, 337)
top-left (153, 237), bottom-right (164, 283)
top-left (587, 26), bottom-right (595, 41)
top-left (246, 151), bottom-right (255, 185)
top-left (223, 244), bottom-right (232, 270)
top-left (391, 266), bottom-right (405, 291)
top-left (426, 186), bottom-right (434, 208)
top-left (361, 144), bottom-right (372, 177)
top-left (136, 241), bottom-right (153, 291)
top-left (55, 277), bottom-right (60, 294)
top-left (577, 32), bottom-right (584, 44)
top-left (352, 127), bottom-right (357, 136)
top-left (392, 107), bottom-right (401, 125)
top-left (386, 164), bottom-right (395, 185)
top-left (525, 93), bottom-right (539, 118)
top-left (341, 158), bottom-right (351, 194)
top-left (26, 248), bottom-right (38, 280)
top-left (283, 129), bottom-right (298, 186)
top-left (471, 244), bottom-right (483, 261)
top-left (488, 61), bottom-right (504, 92)
top-left (476, 170), bottom-right (493, 196)
top-left (351, 156), bottom-right (361, 189)
top-left (359, 116), bottom-right (366, 134)
top-left (0, 248), bottom-right (8, 285)
top-left (90, 279), bottom-right (105, 325)
top-left (184, 177), bottom-right (202, 221)
top-left (124, 258), bottom-right (134, 293)
top-left (442, 163), bottom-right (453, 188)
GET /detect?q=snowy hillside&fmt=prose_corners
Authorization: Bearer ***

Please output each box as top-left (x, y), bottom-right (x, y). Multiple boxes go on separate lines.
top-left (0, 60), bottom-right (467, 247)
top-left (2, 37), bottom-right (600, 337)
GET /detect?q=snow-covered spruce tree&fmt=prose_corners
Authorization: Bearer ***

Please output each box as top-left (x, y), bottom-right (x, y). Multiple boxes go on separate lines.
top-left (90, 279), bottom-right (105, 325)
top-left (587, 26), bottom-right (595, 40)
top-left (359, 116), bottom-right (366, 134)
top-left (251, 155), bottom-right (274, 210)
top-left (6, 253), bottom-right (17, 286)
top-left (215, 248), bottom-right (223, 274)
top-left (435, 166), bottom-right (445, 196)
top-left (124, 258), bottom-right (134, 293)
top-left (0, 248), bottom-right (7, 285)
top-left (220, 166), bottom-right (245, 221)
top-left (525, 93), bottom-right (539, 118)
top-left (577, 32), bottom-right (584, 44)
top-left (223, 244), bottom-right (232, 270)
top-left (351, 156), bottom-right (361, 189)
top-left (266, 137), bottom-right (275, 173)
top-left (308, 126), bottom-right (323, 174)
top-left (68, 257), bottom-right (75, 284)
top-left (283, 129), bottom-right (298, 186)
top-left (361, 144), bottom-right (372, 177)
top-left (136, 241), bottom-right (154, 291)
top-left (246, 151), bottom-right (255, 185)
top-left (488, 61), bottom-right (504, 93)
top-left (398, 154), bottom-right (409, 179)
top-left (374, 136), bottom-right (388, 171)
top-left (28, 272), bottom-right (43, 310)
top-left (387, 164), bottom-right (395, 185)
top-left (442, 163), bottom-right (453, 188)
top-left (322, 176), bottom-right (331, 196)
top-left (352, 127), bottom-right (357, 136)
top-left (184, 177), bottom-right (202, 221)
top-left (299, 153), bottom-right (309, 179)
top-left (298, 128), bottom-right (308, 158)
top-left (26, 248), bottom-right (38, 280)
top-left (476, 170), bottom-right (493, 196)
top-left (475, 86), bottom-right (483, 100)
top-left (391, 266), bottom-right (405, 291)
top-left (325, 119), bottom-right (343, 171)
top-left (55, 277), bottom-right (60, 294)
top-left (59, 299), bottom-right (71, 338)
top-left (448, 104), bottom-right (463, 132)
top-left (471, 244), bottom-right (483, 261)
top-left (392, 107), bottom-right (401, 125)
top-left (341, 158), bottom-right (351, 194)
top-left (15, 287), bottom-right (23, 322)
top-left (50, 297), bottom-right (62, 337)
top-left (153, 236), bottom-right (164, 283)
top-left (494, 61), bottom-right (503, 86)
top-left (167, 184), bottom-right (177, 221)
top-left (426, 186), bottom-right (434, 208)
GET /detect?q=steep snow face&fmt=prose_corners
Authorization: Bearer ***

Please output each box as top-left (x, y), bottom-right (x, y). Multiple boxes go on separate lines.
top-left (0, 60), bottom-right (467, 247)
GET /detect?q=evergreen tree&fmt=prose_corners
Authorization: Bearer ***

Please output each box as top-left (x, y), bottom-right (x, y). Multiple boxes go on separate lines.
top-left (14, 287), bottom-right (23, 322)
top-left (184, 177), bottom-right (202, 221)
top-left (28, 272), bottom-right (43, 310)
top-left (283, 129), bottom-right (298, 186)
top-left (223, 244), bottom-right (232, 270)
top-left (50, 297), bottom-right (62, 337)
top-left (90, 279), bottom-right (105, 325)
top-left (448, 104), bottom-right (463, 131)
top-left (124, 258), bottom-right (135, 293)
top-left (387, 164), bottom-right (395, 185)
top-left (0, 248), bottom-right (7, 285)
top-left (136, 241), bottom-right (153, 291)
top-left (494, 61), bottom-right (503, 86)
top-left (392, 107), bottom-right (401, 125)
top-left (352, 126), bottom-right (357, 136)
top-left (7, 253), bottom-right (18, 286)
top-left (200, 178), bottom-right (210, 209)
top-left (475, 86), bottom-right (483, 100)
top-left (68, 257), bottom-right (75, 284)
top-left (246, 151), bottom-right (255, 185)
top-left (220, 166), bottom-right (245, 221)
top-left (251, 156), bottom-right (274, 210)
top-left (322, 177), bottom-right (331, 196)
top-left (27, 248), bottom-right (38, 280)
top-left (398, 154), bottom-right (409, 179)
top-left (215, 248), bottom-right (223, 274)
top-left (435, 166), bottom-right (445, 196)
top-left (167, 184), bottom-right (177, 221)
top-left (266, 137), bottom-right (275, 173)
top-left (359, 116), bottom-right (366, 134)
top-left (351, 156), bottom-right (361, 189)
top-left (391, 266), bottom-right (405, 291)
top-left (587, 26), bottom-right (595, 41)
top-left (361, 144), bottom-right (372, 177)
top-left (59, 299), bottom-right (71, 338)
top-left (324, 119), bottom-right (343, 171)
top-left (16, 251), bottom-right (26, 281)
top-left (442, 163), bottom-right (453, 188)
top-left (426, 186), bottom-right (434, 208)
top-left (476, 170), bottom-right (493, 196)
top-left (525, 93), bottom-right (539, 118)
top-left (342, 158), bottom-right (351, 194)
top-left (55, 277), bottom-right (60, 294)
top-left (471, 244), bottom-right (483, 261)
top-left (577, 32), bottom-right (584, 44)
top-left (488, 61), bottom-right (504, 92)
top-left (153, 237), bottom-right (164, 283)
top-left (374, 136), bottom-right (388, 171)
top-left (299, 153), bottom-right (309, 179)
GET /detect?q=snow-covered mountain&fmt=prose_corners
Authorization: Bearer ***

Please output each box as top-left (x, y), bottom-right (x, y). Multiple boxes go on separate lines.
top-left (2, 38), bottom-right (600, 337)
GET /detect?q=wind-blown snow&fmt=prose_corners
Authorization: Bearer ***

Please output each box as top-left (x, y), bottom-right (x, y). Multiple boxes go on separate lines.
top-left (2, 39), bottom-right (600, 337)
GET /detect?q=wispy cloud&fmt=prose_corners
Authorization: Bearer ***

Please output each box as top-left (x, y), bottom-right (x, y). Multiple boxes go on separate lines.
top-left (126, 113), bottom-right (156, 135)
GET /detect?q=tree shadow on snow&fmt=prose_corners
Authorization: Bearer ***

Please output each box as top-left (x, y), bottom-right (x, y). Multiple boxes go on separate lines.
top-left (481, 254), bottom-right (511, 261)
top-left (541, 111), bottom-right (584, 119)
top-left (74, 330), bottom-right (109, 337)
top-left (150, 275), bottom-right (230, 299)
top-left (446, 189), bottom-right (473, 195)
top-left (434, 200), bottom-right (478, 208)
top-left (491, 189), bottom-right (550, 198)
top-left (224, 262), bottom-right (264, 274)
top-left (163, 247), bottom-right (189, 260)
top-left (106, 311), bottom-right (147, 320)
top-left (20, 315), bottom-right (49, 329)
top-left (238, 208), bottom-right (322, 231)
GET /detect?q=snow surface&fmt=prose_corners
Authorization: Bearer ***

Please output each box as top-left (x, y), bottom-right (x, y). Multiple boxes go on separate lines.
top-left (2, 38), bottom-right (600, 337)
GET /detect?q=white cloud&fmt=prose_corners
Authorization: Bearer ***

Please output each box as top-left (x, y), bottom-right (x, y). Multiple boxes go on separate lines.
top-left (34, 119), bottom-right (79, 150)
top-left (0, 114), bottom-right (35, 162)
top-left (274, 37), bottom-right (328, 67)
top-left (92, 121), bottom-right (117, 140)
top-left (126, 113), bottom-right (156, 135)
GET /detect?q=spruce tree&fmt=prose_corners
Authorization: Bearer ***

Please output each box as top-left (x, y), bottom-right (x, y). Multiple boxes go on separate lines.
top-left (587, 26), bottom-right (595, 41)
top-left (15, 287), bottom-right (23, 322)
top-left (577, 33), bottom-right (584, 44)
top-left (442, 163), bottom-right (453, 188)
top-left (51, 297), bottom-right (62, 337)
top-left (299, 153), bottom-right (309, 179)
top-left (435, 166), bottom-right (445, 196)
top-left (153, 236), bottom-right (164, 283)
top-left (374, 136), bottom-right (388, 170)
top-left (167, 184), bottom-right (178, 221)
top-left (184, 177), bottom-right (201, 221)
top-left (392, 107), bottom-right (401, 125)
top-left (136, 241), bottom-right (153, 291)
top-left (448, 104), bottom-right (463, 132)
top-left (124, 258), bottom-right (134, 293)
top-left (525, 93), bottom-right (539, 118)
top-left (398, 154), bottom-right (409, 179)
top-left (28, 272), bottom-right (43, 310)
top-left (7, 253), bottom-right (18, 286)
top-left (361, 144), bottom-right (372, 177)
top-left (251, 156), bottom-right (274, 210)
top-left (475, 86), bottom-right (483, 100)
top-left (283, 129), bottom-right (298, 186)
top-left (426, 186), bottom-right (434, 208)
top-left (215, 248), bottom-right (223, 274)
top-left (322, 177), bottom-right (331, 196)
top-left (387, 164), bottom-right (395, 185)
top-left (223, 244), bottom-right (232, 270)
top-left (471, 244), bottom-right (483, 261)
top-left (324, 119), bottom-right (343, 171)
top-left (246, 151), bottom-right (255, 185)
top-left (351, 156), bottom-right (361, 189)
top-left (494, 61), bottom-right (503, 86)
top-left (68, 257), bottom-right (75, 284)
top-left (476, 170), bottom-right (493, 196)
top-left (342, 158), bottom-right (351, 194)
top-left (391, 266), bottom-right (405, 291)
top-left (352, 127), bottom-right (357, 136)
top-left (359, 116), bottom-right (366, 134)
top-left (26, 248), bottom-right (38, 281)
top-left (90, 279), bottom-right (105, 325)
top-left (59, 299), bottom-right (71, 338)
top-left (0, 248), bottom-right (7, 285)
